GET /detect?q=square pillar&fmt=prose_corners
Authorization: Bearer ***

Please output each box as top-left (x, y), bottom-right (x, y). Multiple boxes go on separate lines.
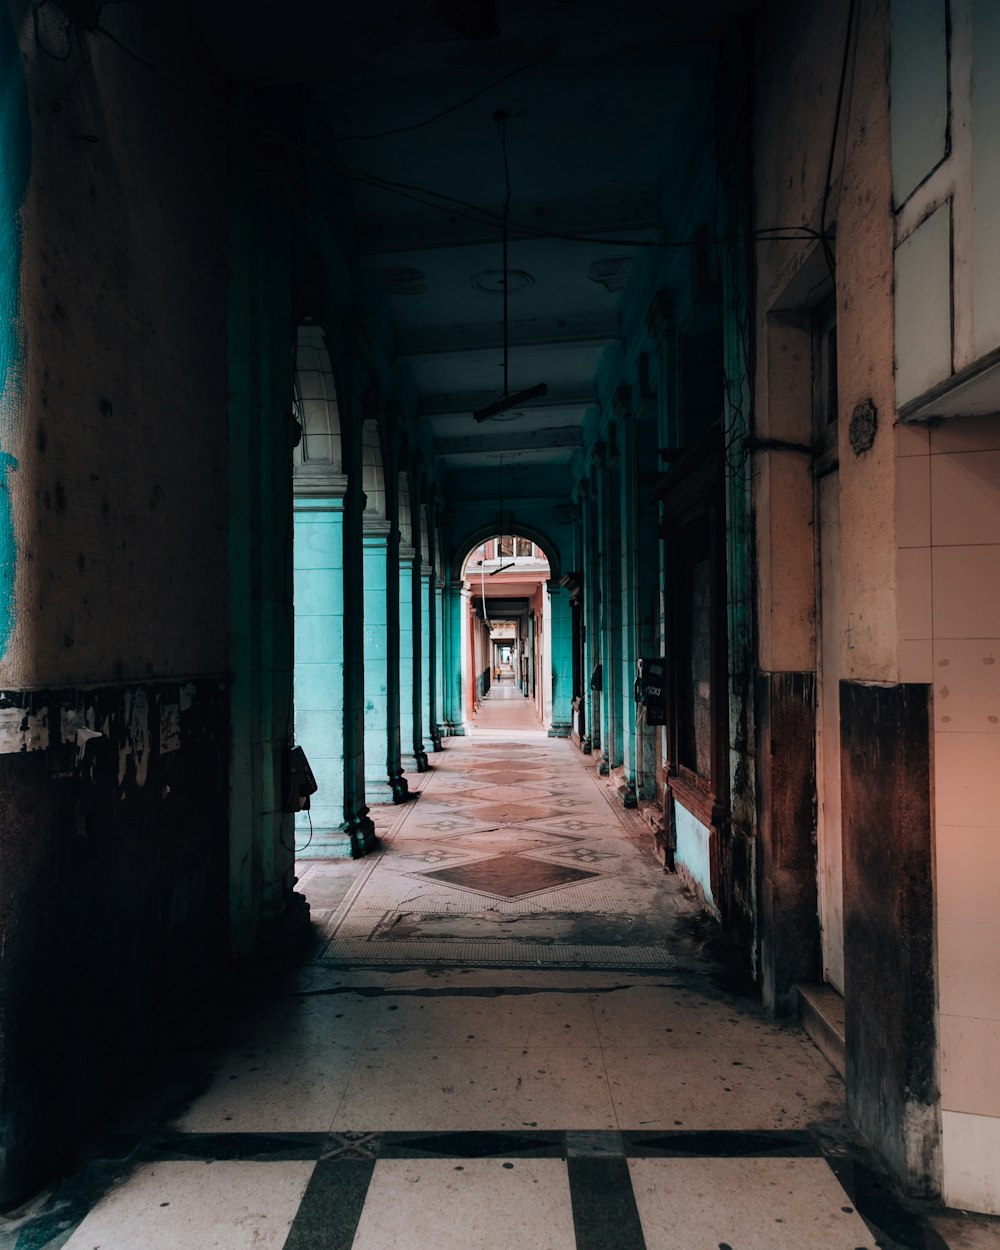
top-left (294, 494), bottom-right (349, 854)
top-left (362, 523), bottom-right (396, 803)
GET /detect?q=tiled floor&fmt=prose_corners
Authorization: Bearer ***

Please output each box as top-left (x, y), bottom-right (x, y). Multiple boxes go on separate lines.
top-left (4, 687), bottom-right (998, 1249)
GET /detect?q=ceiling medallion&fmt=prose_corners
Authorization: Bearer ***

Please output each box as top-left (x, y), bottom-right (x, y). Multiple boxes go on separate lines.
top-left (470, 269), bottom-right (534, 294)
top-left (849, 398), bottom-right (878, 455)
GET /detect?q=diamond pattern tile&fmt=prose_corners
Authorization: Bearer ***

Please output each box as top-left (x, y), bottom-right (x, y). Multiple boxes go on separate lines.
top-left (420, 855), bottom-right (601, 899)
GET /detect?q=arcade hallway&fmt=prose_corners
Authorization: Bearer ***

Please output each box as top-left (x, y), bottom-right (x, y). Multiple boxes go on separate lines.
top-left (1, 705), bottom-right (980, 1250)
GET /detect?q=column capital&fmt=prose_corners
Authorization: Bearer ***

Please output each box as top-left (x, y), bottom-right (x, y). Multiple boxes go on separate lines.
top-left (293, 478), bottom-right (348, 510)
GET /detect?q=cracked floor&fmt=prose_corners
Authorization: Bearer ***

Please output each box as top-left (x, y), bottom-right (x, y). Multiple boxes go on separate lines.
top-left (4, 686), bottom-right (997, 1249)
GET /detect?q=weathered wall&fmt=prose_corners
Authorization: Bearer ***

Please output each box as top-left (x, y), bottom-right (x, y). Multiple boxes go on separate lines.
top-left (887, 0), bottom-right (1000, 1208)
top-left (0, 679), bottom-right (228, 1202)
top-left (901, 414), bottom-right (1000, 1213)
top-left (0, 1), bottom-right (232, 1204)
top-left (9, 5), bottom-right (227, 686)
top-left (755, 0), bottom-right (897, 681)
top-left (841, 681), bottom-right (937, 1193)
top-left (754, 0), bottom-right (941, 1194)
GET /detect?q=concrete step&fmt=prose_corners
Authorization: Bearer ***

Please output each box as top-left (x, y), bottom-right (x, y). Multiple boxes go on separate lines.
top-left (796, 982), bottom-right (846, 1078)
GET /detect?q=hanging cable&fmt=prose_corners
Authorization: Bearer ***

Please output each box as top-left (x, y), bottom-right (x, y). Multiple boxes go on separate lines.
top-left (495, 108), bottom-right (511, 398)
top-left (313, 59), bottom-right (550, 145)
top-left (819, 0), bottom-right (858, 276)
top-left (480, 542), bottom-right (492, 634)
top-left (88, 19), bottom-right (825, 254)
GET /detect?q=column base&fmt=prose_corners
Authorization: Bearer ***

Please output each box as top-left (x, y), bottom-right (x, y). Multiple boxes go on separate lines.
top-left (618, 782), bottom-right (638, 809)
top-left (295, 824), bottom-right (356, 858)
top-left (390, 772), bottom-right (411, 804)
top-left (342, 811), bottom-right (378, 859)
top-left (364, 778), bottom-right (397, 805)
top-left (547, 721), bottom-right (572, 738)
top-left (443, 721), bottom-right (467, 737)
top-left (430, 725), bottom-right (443, 751)
top-left (579, 736), bottom-right (592, 754)
top-left (598, 759), bottom-right (611, 776)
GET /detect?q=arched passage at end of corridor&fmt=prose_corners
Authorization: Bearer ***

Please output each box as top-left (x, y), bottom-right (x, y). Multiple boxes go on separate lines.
top-left (450, 531), bottom-right (572, 738)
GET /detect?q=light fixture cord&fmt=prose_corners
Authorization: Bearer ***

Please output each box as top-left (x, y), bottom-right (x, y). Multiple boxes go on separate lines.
top-left (498, 453), bottom-right (504, 551)
top-left (495, 109), bottom-right (511, 398)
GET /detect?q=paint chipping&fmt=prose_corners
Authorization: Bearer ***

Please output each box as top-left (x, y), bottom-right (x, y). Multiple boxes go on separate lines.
top-left (0, 706), bottom-right (48, 752)
top-left (160, 703), bottom-right (180, 753)
top-left (129, 690), bottom-right (150, 786)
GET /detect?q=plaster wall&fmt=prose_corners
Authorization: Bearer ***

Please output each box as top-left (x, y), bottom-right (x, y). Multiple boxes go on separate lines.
top-left (0, 1), bottom-right (232, 1204)
top-left (8, 4), bottom-right (227, 687)
top-left (755, 0), bottom-right (943, 1194)
top-left (755, 0), bottom-right (897, 682)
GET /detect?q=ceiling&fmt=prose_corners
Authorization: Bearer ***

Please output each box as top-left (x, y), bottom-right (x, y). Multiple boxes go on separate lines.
top-left (193, 0), bottom-right (750, 509)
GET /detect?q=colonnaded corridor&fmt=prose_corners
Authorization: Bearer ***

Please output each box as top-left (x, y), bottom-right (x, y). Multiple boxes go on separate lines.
top-left (1, 686), bottom-right (982, 1250)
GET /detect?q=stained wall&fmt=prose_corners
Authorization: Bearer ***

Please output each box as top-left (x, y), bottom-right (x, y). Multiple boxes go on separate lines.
top-left (0, 1), bottom-right (232, 1203)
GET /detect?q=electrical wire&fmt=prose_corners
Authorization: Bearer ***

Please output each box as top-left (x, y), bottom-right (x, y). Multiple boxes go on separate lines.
top-left (312, 58), bottom-right (550, 145)
top-left (89, 19), bottom-right (825, 254)
top-left (495, 108), bottom-right (511, 397)
top-left (819, 0), bottom-right (858, 276)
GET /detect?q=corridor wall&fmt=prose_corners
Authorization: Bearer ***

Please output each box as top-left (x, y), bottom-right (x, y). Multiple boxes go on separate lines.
top-left (0, 3), bottom-right (235, 1204)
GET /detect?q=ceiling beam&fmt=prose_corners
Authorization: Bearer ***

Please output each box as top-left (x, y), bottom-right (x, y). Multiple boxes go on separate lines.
top-left (420, 385), bottom-right (595, 419)
top-left (396, 315), bottom-right (620, 360)
top-left (443, 467), bottom-right (572, 502)
top-left (432, 427), bottom-right (582, 457)
top-left (434, 427), bottom-right (582, 457)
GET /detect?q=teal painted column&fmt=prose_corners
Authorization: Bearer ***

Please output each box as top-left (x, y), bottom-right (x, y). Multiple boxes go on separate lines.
top-left (342, 479), bottom-right (376, 855)
top-left (384, 525), bottom-right (408, 803)
top-left (398, 540), bottom-right (422, 773)
top-left (548, 584), bottom-right (573, 737)
top-left (416, 504), bottom-right (434, 760)
top-left (433, 574), bottom-right (445, 744)
top-left (597, 442), bottom-right (624, 773)
top-left (420, 569), bottom-right (433, 752)
top-left (582, 478), bottom-right (599, 754)
top-left (619, 397), bottom-right (639, 800)
top-left (362, 520), bottom-right (396, 803)
top-left (293, 493), bottom-right (347, 851)
top-left (441, 582), bottom-right (467, 735)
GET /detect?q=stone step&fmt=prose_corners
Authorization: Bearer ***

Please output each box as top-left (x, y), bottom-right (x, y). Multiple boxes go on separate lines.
top-left (796, 982), bottom-right (846, 1078)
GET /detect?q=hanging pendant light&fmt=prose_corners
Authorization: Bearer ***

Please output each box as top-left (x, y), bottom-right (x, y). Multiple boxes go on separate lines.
top-left (473, 110), bottom-right (548, 422)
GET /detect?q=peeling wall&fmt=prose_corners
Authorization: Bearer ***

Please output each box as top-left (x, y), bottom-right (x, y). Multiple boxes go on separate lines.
top-left (0, 677), bottom-right (229, 1204)
top-left (0, 0), bottom-right (233, 1207)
